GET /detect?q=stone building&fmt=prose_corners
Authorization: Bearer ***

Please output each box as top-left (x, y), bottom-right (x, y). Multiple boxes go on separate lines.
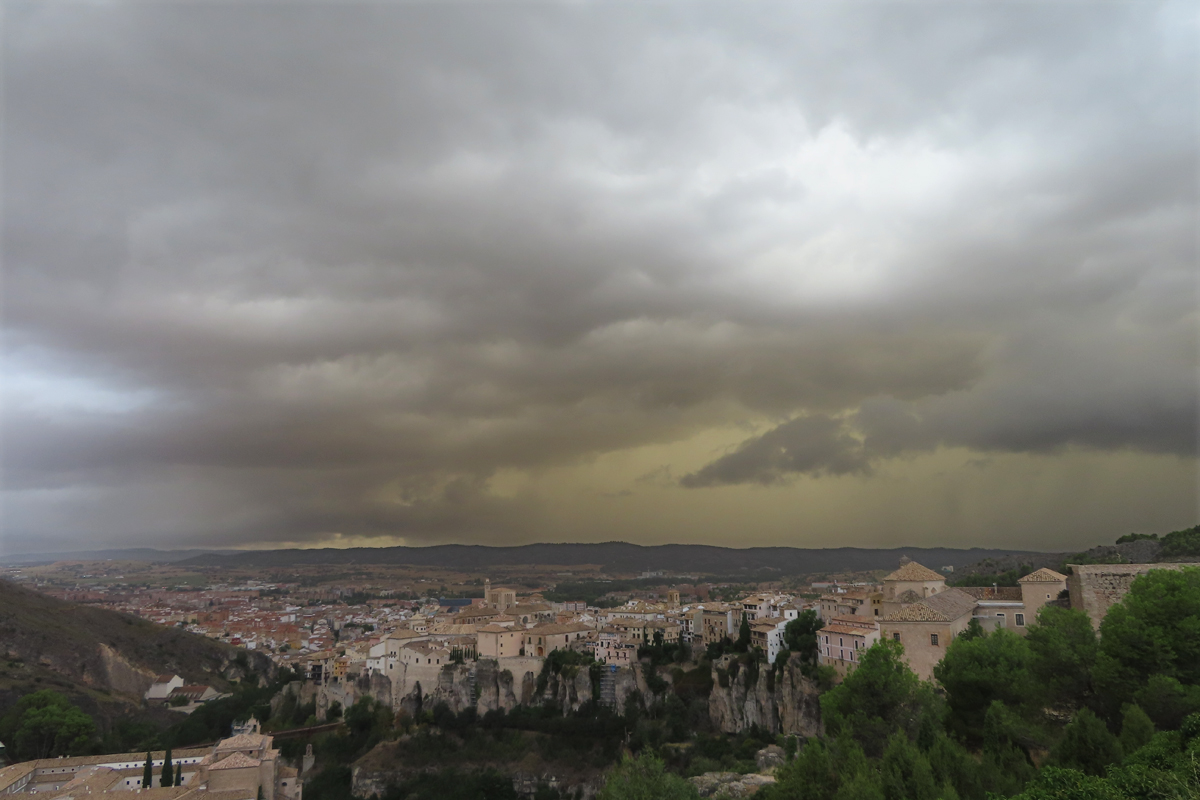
top-left (483, 580), bottom-right (517, 612)
top-left (819, 616), bottom-right (881, 676)
top-left (958, 586), bottom-right (1026, 633)
top-left (0, 725), bottom-right (300, 800)
top-left (477, 623), bottom-right (521, 658)
top-left (523, 622), bottom-right (592, 657)
top-left (878, 587), bottom-right (979, 681)
top-left (1017, 568), bottom-right (1069, 626)
top-left (879, 560), bottom-right (950, 618)
top-left (818, 590), bottom-right (883, 621)
top-left (1067, 563), bottom-right (1188, 629)
top-left (697, 604), bottom-right (739, 646)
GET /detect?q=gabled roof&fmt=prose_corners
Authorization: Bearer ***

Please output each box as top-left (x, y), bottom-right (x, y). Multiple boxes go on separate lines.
top-left (454, 606), bottom-right (500, 618)
top-left (823, 623), bottom-right (874, 637)
top-left (526, 622), bottom-right (592, 635)
top-left (509, 603), bottom-right (553, 614)
top-left (883, 561), bottom-right (945, 582)
top-left (210, 752), bottom-right (261, 770)
top-left (958, 586), bottom-right (1023, 602)
top-left (214, 733), bottom-right (268, 752)
top-left (386, 629), bottom-right (426, 640)
top-left (1018, 568), bottom-right (1068, 583)
top-left (882, 588), bottom-right (977, 623)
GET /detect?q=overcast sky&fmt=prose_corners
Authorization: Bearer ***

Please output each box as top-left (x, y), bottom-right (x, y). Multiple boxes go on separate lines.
top-left (2, 1), bottom-right (1196, 555)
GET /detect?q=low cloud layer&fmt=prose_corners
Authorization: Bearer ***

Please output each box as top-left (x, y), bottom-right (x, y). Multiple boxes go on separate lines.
top-left (1, 2), bottom-right (1196, 553)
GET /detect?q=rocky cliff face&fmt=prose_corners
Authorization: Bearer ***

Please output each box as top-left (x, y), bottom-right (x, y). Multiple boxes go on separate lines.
top-left (708, 654), bottom-right (822, 737)
top-left (474, 658), bottom-right (525, 712)
top-left (378, 658), bottom-right (648, 718)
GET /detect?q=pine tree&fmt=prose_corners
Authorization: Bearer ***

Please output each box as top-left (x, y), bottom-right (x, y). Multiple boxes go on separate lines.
top-left (142, 752), bottom-right (153, 788)
top-left (160, 748), bottom-right (173, 787)
top-left (1119, 704), bottom-right (1155, 755)
top-left (1050, 708), bottom-right (1123, 776)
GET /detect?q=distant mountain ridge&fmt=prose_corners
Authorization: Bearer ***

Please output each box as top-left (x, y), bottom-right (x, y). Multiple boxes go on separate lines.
top-left (180, 542), bottom-right (1044, 575)
top-left (0, 547), bottom-right (241, 565)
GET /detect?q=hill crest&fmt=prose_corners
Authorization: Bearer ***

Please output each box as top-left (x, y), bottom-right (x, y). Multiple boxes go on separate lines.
top-left (180, 541), bottom-right (1044, 574)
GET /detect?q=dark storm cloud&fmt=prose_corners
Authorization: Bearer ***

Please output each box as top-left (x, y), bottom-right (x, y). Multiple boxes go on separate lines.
top-left (1, 1), bottom-right (1195, 550)
top-left (681, 414), bottom-right (871, 487)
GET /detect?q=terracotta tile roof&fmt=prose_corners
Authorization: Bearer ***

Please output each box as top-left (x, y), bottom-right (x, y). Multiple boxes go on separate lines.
top-left (210, 752), bottom-right (261, 770)
top-left (101, 789), bottom-right (192, 800)
top-left (1019, 568), bottom-right (1068, 583)
top-left (509, 603), bottom-right (553, 614)
top-left (883, 562), bottom-right (946, 582)
top-left (526, 622), bottom-right (591, 635)
top-left (386, 629), bottom-right (426, 640)
top-left (823, 624), bottom-right (874, 636)
top-left (882, 588), bottom-right (977, 622)
top-left (3, 749), bottom-right (211, 773)
top-left (57, 766), bottom-right (122, 795)
top-left (958, 586), bottom-right (1023, 601)
top-left (454, 606), bottom-right (500, 618)
top-left (214, 733), bottom-right (268, 752)
top-left (0, 765), bottom-right (35, 795)
top-left (477, 624), bottom-right (516, 633)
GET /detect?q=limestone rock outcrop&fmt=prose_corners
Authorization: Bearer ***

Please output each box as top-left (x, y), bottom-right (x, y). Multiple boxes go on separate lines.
top-left (755, 745), bottom-right (786, 772)
top-left (708, 654), bottom-right (822, 737)
top-left (689, 772), bottom-right (777, 798)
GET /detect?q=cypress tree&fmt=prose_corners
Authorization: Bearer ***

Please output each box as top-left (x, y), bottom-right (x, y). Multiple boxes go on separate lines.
top-left (735, 614), bottom-right (752, 652)
top-left (160, 748), bottom-right (173, 787)
top-left (175, 768), bottom-right (183, 787)
top-left (141, 752), bottom-right (153, 788)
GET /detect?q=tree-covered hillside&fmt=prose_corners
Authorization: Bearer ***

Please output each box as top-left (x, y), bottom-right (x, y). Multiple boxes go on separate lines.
top-left (599, 567), bottom-right (1200, 800)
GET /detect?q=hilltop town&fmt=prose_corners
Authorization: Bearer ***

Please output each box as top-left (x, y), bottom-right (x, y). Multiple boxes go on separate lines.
top-left (2, 531), bottom-right (1197, 800)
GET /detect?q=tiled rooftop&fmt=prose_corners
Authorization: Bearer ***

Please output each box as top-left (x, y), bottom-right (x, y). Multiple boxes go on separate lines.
top-left (882, 588), bottom-right (977, 622)
top-left (882, 562), bottom-right (946, 583)
top-left (1019, 568), bottom-right (1068, 583)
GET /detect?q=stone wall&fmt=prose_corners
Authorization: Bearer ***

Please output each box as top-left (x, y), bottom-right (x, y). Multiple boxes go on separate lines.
top-left (1067, 563), bottom-right (1187, 629)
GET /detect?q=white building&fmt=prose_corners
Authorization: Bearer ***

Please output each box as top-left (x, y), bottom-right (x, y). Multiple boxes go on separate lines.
top-left (144, 674), bottom-right (184, 702)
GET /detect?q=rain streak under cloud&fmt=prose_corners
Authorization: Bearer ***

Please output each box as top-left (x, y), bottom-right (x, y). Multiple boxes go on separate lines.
top-left (1, 1), bottom-right (1196, 554)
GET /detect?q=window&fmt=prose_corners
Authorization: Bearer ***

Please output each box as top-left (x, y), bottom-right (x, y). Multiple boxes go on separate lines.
top-left (839, 638), bottom-right (844, 647)
top-left (893, 633), bottom-right (901, 642)
top-left (1046, 594), bottom-right (1051, 599)
top-left (931, 634), bottom-right (939, 646)
top-left (1015, 613), bottom-right (1025, 627)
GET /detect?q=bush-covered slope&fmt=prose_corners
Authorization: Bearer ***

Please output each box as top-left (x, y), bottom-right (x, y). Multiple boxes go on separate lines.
top-left (0, 578), bottom-right (272, 726)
